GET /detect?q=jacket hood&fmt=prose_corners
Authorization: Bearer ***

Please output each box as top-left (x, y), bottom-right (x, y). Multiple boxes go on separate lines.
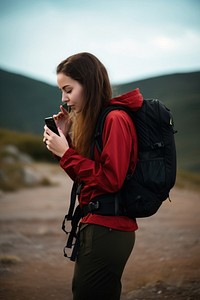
top-left (110, 88), bottom-right (143, 111)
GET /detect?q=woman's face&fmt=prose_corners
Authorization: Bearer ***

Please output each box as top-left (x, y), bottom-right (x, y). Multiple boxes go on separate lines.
top-left (57, 73), bottom-right (85, 113)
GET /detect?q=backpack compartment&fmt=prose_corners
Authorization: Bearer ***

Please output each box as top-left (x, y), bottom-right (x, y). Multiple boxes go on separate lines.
top-left (132, 99), bottom-right (176, 201)
top-left (121, 178), bottom-right (162, 218)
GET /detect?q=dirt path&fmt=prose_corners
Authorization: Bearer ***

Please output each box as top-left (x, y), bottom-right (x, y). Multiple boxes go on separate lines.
top-left (0, 163), bottom-right (200, 300)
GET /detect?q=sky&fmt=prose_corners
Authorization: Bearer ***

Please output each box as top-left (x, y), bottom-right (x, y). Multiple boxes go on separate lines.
top-left (0, 0), bottom-right (200, 86)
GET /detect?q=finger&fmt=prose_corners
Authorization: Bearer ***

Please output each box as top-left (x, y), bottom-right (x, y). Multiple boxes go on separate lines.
top-left (60, 105), bottom-right (69, 115)
top-left (44, 126), bottom-right (54, 136)
top-left (53, 114), bottom-right (58, 120)
top-left (44, 125), bottom-right (49, 132)
top-left (43, 137), bottom-right (48, 145)
top-left (57, 112), bottom-right (64, 119)
top-left (57, 126), bottom-right (63, 135)
top-left (57, 127), bottom-right (66, 138)
top-left (43, 129), bottom-right (49, 139)
top-left (53, 111), bottom-right (62, 118)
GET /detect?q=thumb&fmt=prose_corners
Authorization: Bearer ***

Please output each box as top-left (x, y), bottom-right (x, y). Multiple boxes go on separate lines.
top-left (57, 126), bottom-right (64, 137)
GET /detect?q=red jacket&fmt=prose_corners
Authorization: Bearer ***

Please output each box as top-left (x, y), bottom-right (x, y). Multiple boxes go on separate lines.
top-left (60, 89), bottom-right (143, 231)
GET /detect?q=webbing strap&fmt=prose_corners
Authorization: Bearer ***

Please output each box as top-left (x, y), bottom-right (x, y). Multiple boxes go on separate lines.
top-left (62, 192), bottom-right (123, 261)
top-left (82, 193), bottom-right (122, 217)
top-left (62, 105), bottom-right (132, 261)
top-left (62, 205), bottom-right (82, 261)
top-left (62, 182), bottom-right (83, 261)
top-left (67, 182), bottom-right (78, 220)
top-left (91, 105), bottom-right (133, 158)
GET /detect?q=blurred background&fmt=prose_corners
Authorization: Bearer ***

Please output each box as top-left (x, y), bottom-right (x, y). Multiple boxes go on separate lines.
top-left (0, 0), bottom-right (200, 190)
top-left (0, 1), bottom-right (200, 299)
top-left (0, 0), bottom-right (200, 175)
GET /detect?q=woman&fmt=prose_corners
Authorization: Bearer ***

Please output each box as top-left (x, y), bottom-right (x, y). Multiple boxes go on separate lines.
top-left (43, 52), bottom-right (143, 300)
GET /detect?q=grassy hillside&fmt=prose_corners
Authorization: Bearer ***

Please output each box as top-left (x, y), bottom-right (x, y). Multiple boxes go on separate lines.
top-left (0, 70), bottom-right (60, 134)
top-left (113, 72), bottom-right (200, 173)
top-left (0, 128), bottom-right (52, 162)
top-left (0, 69), bottom-right (199, 173)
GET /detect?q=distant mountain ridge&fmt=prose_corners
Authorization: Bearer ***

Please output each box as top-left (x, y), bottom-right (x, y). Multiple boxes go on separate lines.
top-left (0, 69), bottom-right (200, 173)
top-left (0, 69), bottom-right (60, 133)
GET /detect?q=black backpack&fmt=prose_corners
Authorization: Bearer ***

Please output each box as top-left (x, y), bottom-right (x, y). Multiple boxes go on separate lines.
top-left (62, 98), bottom-right (177, 261)
top-left (89, 99), bottom-right (177, 218)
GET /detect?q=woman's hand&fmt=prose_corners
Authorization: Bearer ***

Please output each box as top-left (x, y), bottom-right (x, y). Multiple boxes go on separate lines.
top-left (53, 105), bottom-right (72, 137)
top-left (43, 125), bottom-right (69, 157)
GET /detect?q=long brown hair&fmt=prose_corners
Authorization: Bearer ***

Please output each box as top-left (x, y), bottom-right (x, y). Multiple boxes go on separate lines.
top-left (57, 52), bottom-right (112, 157)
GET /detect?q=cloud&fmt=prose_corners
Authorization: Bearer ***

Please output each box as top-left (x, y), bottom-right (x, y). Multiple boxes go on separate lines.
top-left (154, 29), bottom-right (200, 53)
top-left (0, 0), bottom-right (200, 84)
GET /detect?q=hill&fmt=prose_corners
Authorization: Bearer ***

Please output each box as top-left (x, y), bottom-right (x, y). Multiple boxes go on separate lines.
top-left (0, 70), bottom-right (60, 133)
top-left (0, 69), bottom-right (200, 173)
top-left (113, 71), bottom-right (200, 173)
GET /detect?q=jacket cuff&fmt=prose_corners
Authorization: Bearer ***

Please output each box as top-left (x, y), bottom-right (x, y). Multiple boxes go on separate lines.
top-left (59, 147), bottom-right (76, 168)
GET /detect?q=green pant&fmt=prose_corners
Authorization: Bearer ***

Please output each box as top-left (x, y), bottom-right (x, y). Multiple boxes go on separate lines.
top-left (72, 224), bottom-right (135, 300)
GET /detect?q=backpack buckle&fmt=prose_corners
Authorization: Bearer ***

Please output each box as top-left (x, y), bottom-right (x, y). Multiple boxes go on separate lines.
top-left (88, 201), bottom-right (100, 212)
top-left (151, 142), bottom-right (164, 149)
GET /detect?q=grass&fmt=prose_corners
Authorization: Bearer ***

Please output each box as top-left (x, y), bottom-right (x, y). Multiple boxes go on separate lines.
top-left (0, 128), bottom-right (53, 162)
top-left (0, 128), bottom-right (200, 192)
top-left (0, 128), bottom-right (56, 191)
top-left (176, 170), bottom-right (200, 191)
top-left (0, 255), bottom-right (22, 265)
top-left (0, 161), bottom-right (54, 191)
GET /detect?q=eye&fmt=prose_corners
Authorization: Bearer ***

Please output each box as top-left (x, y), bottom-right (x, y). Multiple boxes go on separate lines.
top-left (64, 88), bottom-right (72, 94)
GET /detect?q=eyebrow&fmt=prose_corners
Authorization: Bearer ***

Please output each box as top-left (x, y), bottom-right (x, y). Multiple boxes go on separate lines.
top-left (61, 85), bottom-right (71, 90)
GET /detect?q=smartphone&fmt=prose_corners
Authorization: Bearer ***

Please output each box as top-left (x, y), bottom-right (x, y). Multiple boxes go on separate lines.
top-left (45, 117), bottom-right (59, 135)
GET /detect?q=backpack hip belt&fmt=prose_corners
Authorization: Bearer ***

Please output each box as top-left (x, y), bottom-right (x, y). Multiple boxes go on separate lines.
top-left (82, 193), bottom-right (123, 217)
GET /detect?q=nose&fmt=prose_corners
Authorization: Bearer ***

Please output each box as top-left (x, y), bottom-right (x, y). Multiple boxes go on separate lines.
top-left (62, 91), bottom-right (69, 102)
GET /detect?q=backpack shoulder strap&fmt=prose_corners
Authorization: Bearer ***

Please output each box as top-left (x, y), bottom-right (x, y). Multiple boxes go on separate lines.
top-left (90, 105), bottom-right (132, 159)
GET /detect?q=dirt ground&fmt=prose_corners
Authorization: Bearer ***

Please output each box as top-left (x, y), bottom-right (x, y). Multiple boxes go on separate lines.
top-left (0, 163), bottom-right (200, 300)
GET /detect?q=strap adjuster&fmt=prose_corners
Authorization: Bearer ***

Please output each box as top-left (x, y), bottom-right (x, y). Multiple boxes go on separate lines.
top-left (88, 201), bottom-right (100, 212)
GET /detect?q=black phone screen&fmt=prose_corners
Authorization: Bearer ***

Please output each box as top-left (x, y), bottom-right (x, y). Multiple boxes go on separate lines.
top-left (45, 117), bottom-right (59, 135)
